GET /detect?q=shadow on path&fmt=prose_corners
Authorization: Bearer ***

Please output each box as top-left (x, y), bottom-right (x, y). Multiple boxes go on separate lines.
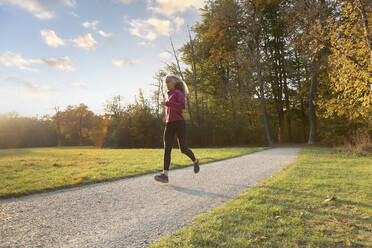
top-left (170, 185), bottom-right (232, 199)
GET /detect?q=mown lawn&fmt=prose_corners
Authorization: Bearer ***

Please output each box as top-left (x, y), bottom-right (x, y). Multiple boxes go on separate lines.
top-left (0, 146), bottom-right (265, 198)
top-left (152, 146), bottom-right (372, 248)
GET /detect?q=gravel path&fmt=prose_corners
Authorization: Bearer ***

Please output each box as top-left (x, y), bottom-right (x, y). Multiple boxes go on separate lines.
top-left (0, 147), bottom-right (300, 248)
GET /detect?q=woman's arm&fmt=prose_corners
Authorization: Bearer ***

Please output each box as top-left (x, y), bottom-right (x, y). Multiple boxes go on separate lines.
top-left (165, 91), bottom-right (185, 109)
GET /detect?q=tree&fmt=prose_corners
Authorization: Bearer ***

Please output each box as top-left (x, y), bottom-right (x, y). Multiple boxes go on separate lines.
top-left (151, 70), bottom-right (167, 117)
top-left (318, 0), bottom-right (372, 120)
top-left (53, 106), bottom-right (62, 146)
top-left (169, 37), bottom-right (194, 126)
top-left (243, 0), bottom-right (275, 146)
top-left (52, 104), bottom-right (100, 146)
top-left (292, 0), bottom-right (333, 144)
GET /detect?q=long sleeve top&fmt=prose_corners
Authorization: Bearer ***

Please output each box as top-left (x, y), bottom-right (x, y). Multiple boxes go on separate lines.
top-left (164, 89), bottom-right (185, 123)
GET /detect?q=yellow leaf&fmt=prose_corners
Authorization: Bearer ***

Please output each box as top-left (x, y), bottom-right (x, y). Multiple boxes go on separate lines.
top-left (361, 213), bottom-right (370, 219)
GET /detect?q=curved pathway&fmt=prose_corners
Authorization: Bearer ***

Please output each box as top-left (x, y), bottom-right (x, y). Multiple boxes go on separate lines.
top-left (0, 147), bottom-right (300, 248)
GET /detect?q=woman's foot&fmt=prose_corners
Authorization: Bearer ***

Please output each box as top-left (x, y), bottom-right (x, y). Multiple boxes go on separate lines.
top-left (154, 173), bottom-right (169, 183)
top-left (193, 159), bottom-right (200, 174)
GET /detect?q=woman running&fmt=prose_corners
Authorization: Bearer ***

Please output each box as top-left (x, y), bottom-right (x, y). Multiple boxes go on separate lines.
top-left (154, 75), bottom-right (199, 183)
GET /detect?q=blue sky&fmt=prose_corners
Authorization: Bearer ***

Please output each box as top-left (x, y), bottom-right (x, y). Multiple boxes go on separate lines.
top-left (0, 0), bottom-right (203, 116)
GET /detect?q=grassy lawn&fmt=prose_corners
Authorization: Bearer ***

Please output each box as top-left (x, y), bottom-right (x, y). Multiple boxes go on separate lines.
top-left (152, 146), bottom-right (372, 248)
top-left (0, 146), bottom-right (264, 198)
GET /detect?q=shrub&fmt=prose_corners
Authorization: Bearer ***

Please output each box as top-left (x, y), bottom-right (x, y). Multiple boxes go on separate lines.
top-left (341, 128), bottom-right (372, 155)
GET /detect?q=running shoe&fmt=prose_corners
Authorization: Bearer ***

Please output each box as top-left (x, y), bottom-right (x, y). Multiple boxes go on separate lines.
top-left (154, 173), bottom-right (169, 183)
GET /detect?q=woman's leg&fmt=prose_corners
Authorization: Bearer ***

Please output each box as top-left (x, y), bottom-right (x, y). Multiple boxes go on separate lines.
top-left (175, 121), bottom-right (196, 162)
top-left (163, 122), bottom-right (175, 172)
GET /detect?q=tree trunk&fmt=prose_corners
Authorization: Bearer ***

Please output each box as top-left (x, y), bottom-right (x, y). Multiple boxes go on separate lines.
top-left (301, 99), bottom-right (307, 142)
top-left (308, 0), bottom-right (329, 145)
top-left (187, 27), bottom-right (201, 128)
top-left (54, 106), bottom-right (62, 146)
top-left (356, 0), bottom-right (372, 59)
top-left (284, 75), bottom-right (292, 142)
top-left (79, 112), bottom-right (83, 146)
top-left (255, 38), bottom-right (274, 146)
top-left (258, 81), bottom-right (273, 146)
top-left (226, 66), bottom-right (237, 122)
top-left (286, 109), bottom-right (292, 143)
top-left (308, 61), bottom-right (318, 145)
top-left (277, 108), bottom-right (284, 143)
top-left (170, 37), bottom-right (194, 126)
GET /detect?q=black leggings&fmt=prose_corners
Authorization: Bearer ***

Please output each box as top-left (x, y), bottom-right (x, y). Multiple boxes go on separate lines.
top-left (163, 120), bottom-right (196, 170)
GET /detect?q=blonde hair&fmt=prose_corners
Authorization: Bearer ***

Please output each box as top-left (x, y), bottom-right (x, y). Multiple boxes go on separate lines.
top-left (166, 75), bottom-right (189, 95)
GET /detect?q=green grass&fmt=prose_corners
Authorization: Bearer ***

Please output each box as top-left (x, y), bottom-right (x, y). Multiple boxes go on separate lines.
top-left (0, 146), bottom-right (265, 198)
top-left (152, 146), bottom-right (372, 248)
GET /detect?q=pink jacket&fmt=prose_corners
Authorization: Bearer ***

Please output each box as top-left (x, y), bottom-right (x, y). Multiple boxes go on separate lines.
top-left (164, 89), bottom-right (185, 123)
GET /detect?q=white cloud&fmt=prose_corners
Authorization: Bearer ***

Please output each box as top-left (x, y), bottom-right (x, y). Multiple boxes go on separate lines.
top-left (0, 0), bottom-right (75, 19)
top-left (0, 51), bottom-right (74, 72)
top-left (82, 20), bottom-right (99, 30)
top-left (129, 17), bottom-right (171, 40)
top-left (0, 0), bottom-right (54, 19)
top-left (69, 11), bottom-right (79, 17)
top-left (129, 20), bottom-right (156, 40)
top-left (137, 41), bottom-right (153, 47)
top-left (41, 29), bottom-right (104, 50)
top-left (62, 0), bottom-right (76, 7)
top-left (159, 51), bottom-right (171, 60)
top-left (69, 82), bottom-right (87, 89)
top-left (98, 30), bottom-right (115, 39)
top-left (147, 18), bottom-right (172, 35)
top-left (174, 16), bottom-right (184, 31)
top-left (0, 75), bottom-right (55, 97)
top-left (40, 29), bottom-right (65, 47)
top-left (34, 11), bottom-right (53, 19)
top-left (0, 51), bottom-right (34, 71)
top-left (147, 0), bottom-right (203, 16)
top-left (83, 20), bottom-right (115, 39)
top-left (113, 0), bottom-right (132, 4)
top-left (73, 33), bottom-right (97, 51)
top-left (31, 57), bottom-right (75, 72)
top-left (0, 88), bottom-right (14, 95)
top-left (112, 59), bottom-right (137, 67)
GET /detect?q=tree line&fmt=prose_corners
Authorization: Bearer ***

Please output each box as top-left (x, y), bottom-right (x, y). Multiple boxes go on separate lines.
top-left (152, 0), bottom-right (371, 147)
top-left (0, 0), bottom-right (370, 149)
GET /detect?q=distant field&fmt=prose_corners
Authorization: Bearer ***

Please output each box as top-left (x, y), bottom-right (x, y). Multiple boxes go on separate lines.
top-left (0, 146), bottom-right (265, 198)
